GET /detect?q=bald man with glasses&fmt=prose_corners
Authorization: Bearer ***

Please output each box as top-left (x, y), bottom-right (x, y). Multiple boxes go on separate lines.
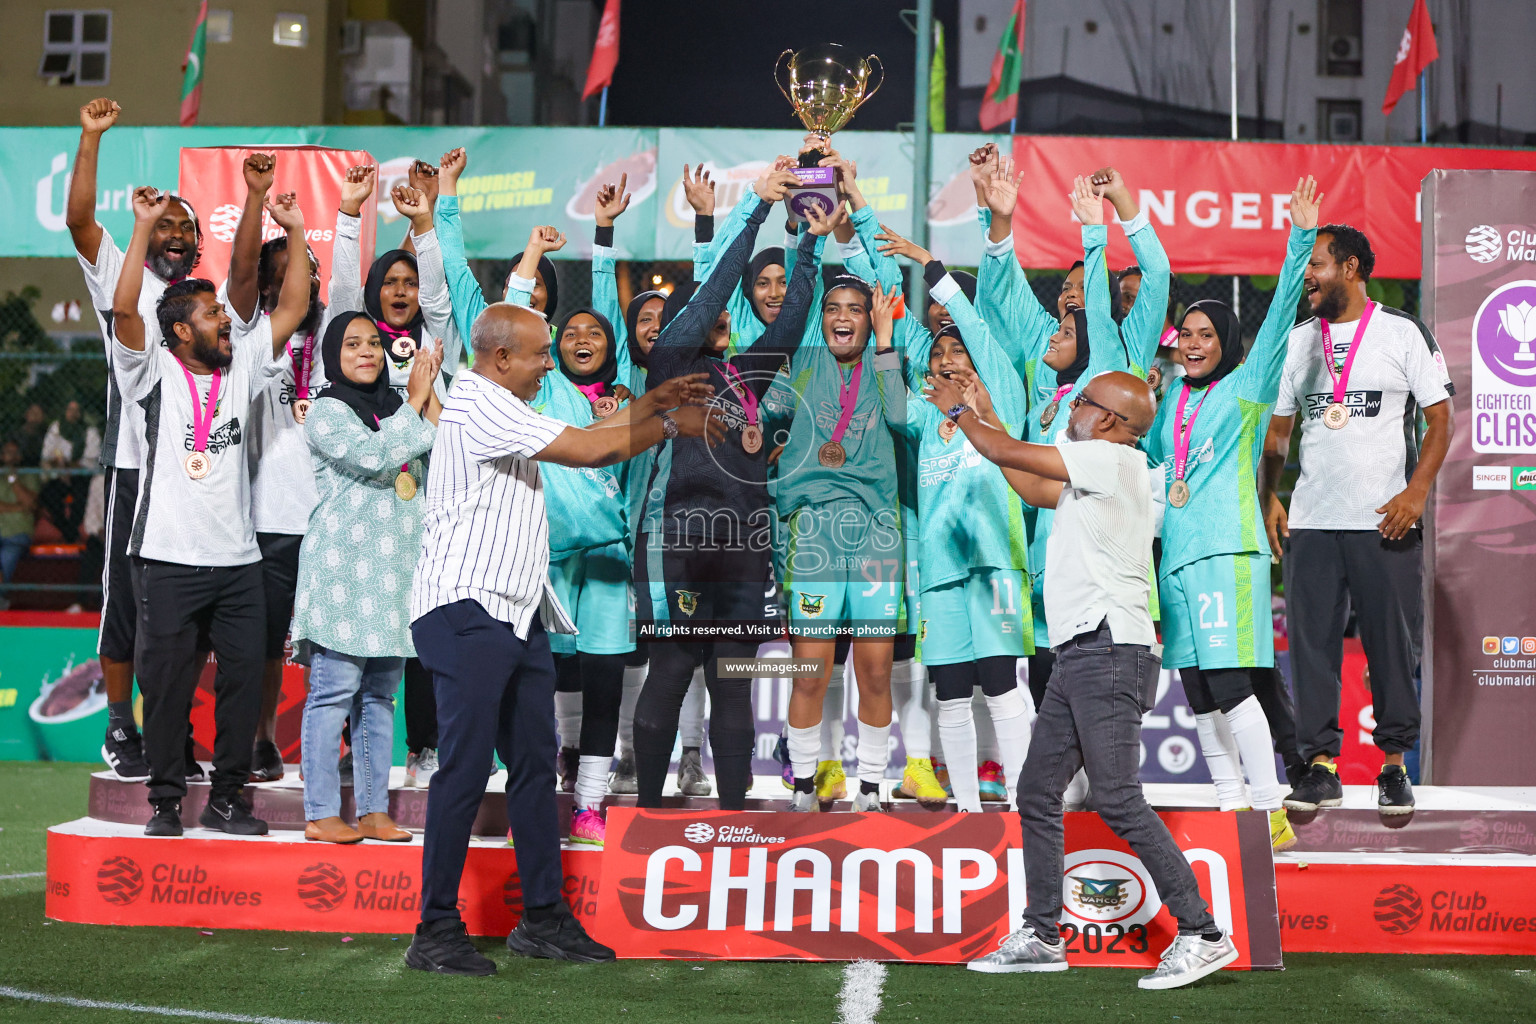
top-left (926, 369), bottom-right (1237, 992)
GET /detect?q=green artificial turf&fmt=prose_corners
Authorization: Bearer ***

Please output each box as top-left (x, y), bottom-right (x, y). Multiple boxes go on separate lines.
top-left (1, 763), bottom-right (1532, 1023)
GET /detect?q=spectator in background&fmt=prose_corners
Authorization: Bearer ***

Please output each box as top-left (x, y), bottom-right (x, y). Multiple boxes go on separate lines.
top-left (16, 404), bottom-right (48, 467)
top-left (39, 399), bottom-right (101, 543)
top-left (0, 440), bottom-right (37, 608)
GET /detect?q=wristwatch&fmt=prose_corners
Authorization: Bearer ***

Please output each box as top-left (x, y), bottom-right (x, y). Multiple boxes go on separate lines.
top-left (658, 412), bottom-right (679, 440)
top-left (945, 404), bottom-right (970, 423)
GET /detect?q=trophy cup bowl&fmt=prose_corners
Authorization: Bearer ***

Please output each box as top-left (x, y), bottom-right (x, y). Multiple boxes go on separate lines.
top-left (775, 44), bottom-right (883, 164)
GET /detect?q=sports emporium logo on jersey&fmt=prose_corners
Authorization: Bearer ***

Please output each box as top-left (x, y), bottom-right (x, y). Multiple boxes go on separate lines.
top-left (1060, 849), bottom-right (1159, 927)
top-left (1466, 224), bottom-right (1503, 263)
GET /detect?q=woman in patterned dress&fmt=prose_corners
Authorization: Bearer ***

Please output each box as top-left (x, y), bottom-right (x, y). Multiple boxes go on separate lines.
top-left (292, 312), bottom-right (442, 844)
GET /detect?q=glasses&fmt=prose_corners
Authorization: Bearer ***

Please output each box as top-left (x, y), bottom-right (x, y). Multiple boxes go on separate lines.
top-left (1070, 392), bottom-right (1142, 436)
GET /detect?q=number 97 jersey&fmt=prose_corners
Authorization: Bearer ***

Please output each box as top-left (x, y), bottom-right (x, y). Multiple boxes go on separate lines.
top-left (1157, 551), bottom-right (1274, 671)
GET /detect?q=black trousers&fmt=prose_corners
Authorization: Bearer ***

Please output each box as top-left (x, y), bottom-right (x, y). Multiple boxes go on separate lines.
top-left (412, 600), bottom-right (562, 925)
top-left (255, 532), bottom-right (301, 660)
top-left (403, 657), bottom-right (438, 753)
top-left (134, 558), bottom-right (265, 802)
top-left (1284, 529), bottom-right (1424, 760)
top-left (97, 468), bottom-right (139, 662)
top-left (633, 639), bottom-right (756, 809)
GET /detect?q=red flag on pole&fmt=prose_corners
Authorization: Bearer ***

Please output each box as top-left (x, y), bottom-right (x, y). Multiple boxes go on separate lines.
top-left (978, 0), bottom-right (1026, 131)
top-left (582, 0), bottom-right (622, 101)
top-left (179, 0), bottom-right (208, 127)
top-left (1382, 0), bottom-right (1438, 116)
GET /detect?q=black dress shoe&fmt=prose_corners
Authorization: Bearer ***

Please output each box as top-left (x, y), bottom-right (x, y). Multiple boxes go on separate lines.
top-left (405, 919), bottom-right (497, 976)
top-left (506, 901), bottom-right (615, 963)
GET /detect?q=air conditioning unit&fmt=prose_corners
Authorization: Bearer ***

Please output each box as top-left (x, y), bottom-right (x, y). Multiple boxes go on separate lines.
top-left (1328, 108), bottom-right (1361, 141)
top-left (1327, 34), bottom-right (1361, 62)
top-left (340, 19), bottom-right (363, 56)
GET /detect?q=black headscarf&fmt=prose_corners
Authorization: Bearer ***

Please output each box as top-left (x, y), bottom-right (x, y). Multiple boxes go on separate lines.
top-left (319, 311), bottom-right (403, 431)
top-left (535, 255), bottom-right (560, 320)
top-left (1056, 308), bottom-right (1093, 387)
top-left (556, 307), bottom-right (619, 389)
top-left (364, 251), bottom-right (424, 358)
top-left (660, 281), bottom-right (696, 330)
top-left (1177, 299), bottom-right (1245, 388)
top-left (625, 289), bottom-right (666, 369)
top-left (950, 270), bottom-right (978, 305)
top-left (741, 247), bottom-right (786, 324)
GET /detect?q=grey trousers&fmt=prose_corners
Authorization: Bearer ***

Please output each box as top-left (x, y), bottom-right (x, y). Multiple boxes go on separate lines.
top-left (1019, 624), bottom-right (1217, 941)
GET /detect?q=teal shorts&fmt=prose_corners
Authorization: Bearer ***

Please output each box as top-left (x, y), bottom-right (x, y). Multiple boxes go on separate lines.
top-left (916, 567), bottom-right (1033, 666)
top-left (1159, 551), bottom-right (1273, 670)
top-left (547, 541), bottom-right (636, 656)
top-left (783, 504), bottom-right (903, 637)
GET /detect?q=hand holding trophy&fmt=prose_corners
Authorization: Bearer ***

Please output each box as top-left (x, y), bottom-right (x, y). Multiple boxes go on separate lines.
top-left (774, 43), bottom-right (882, 221)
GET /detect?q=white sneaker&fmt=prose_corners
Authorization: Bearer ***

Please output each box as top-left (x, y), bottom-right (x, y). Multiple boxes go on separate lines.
top-left (851, 789), bottom-right (883, 812)
top-left (405, 748), bottom-right (439, 788)
top-left (966, 927), bottom-right (1069, 973)
top-left (1137, 932), bottom-right (1238, 990)
top-left (787, 790), bottom-right (819, 812)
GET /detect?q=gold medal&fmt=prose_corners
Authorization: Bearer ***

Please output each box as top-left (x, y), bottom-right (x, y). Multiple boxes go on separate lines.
top-left (938, 418), bottom-right (958, 441)
top-left (592, 395), bottom-right (620, 418)
top-left (293, 398), bottom-right (311, 424)
top-left (1040, 400), bottom-right (1060, 429)
top-left (1146, 367), bottom-right (1162, 389)
top-left (1322, 402), bottom-right (1349, 430)
top-left (741, 424), bottom-right (763, 454)
top-left (1168, 480), bottom-right (1191, 508)
top-left (817, 441), bottom-right (846, 468)
top-left (394, 471), bottom-right (417, 501)
top-left (184, 451), bottom-right (212, 480)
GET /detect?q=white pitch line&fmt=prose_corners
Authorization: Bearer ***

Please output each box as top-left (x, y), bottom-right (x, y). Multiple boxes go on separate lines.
top-left (0, 986), bottom-right (339, 1024)
top-left (836, 960), bottom-right (888, 1024)
top-left (0, 872), bottom-right (44, 880)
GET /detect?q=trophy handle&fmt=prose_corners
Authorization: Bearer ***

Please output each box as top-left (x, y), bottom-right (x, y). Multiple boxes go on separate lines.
top-left (774, 49), bottom-right (796, 108)
top-left (856, 55), bottom-right (885, 110)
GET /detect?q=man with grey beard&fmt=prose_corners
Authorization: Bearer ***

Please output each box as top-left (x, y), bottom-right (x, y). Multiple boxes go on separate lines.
top-left (925, 368), bottom-right (1238, 992)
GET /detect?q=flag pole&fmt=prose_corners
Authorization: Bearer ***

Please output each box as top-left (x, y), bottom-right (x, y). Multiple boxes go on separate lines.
top-left (1418, 72), bottom-right (1426, 143)
top-left (1230, 0), bottom-right (1240, 317)
top-left (912, 0), bottom-right (934, 302)
top-left (598, 87), bottom-right (609, 127)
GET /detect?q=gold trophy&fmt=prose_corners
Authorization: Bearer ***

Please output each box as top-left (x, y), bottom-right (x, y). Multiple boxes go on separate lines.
top-left (774, 44), bottom-right (883, 219)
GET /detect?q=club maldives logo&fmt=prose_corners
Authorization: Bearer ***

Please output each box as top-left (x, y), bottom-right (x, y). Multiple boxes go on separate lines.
top-left (683, 822), bottom-right (715, 844)
top-left (1466, 225), bottom-right (1503, 263)
top-left (96, 856), bottom-right (144, 906)
top-left (683, 821), bottom-right (786, 845)
top-left (1374, 883), bottom-right (1424, 934)
top-left (1474, 282), bottom-right (1536, 387)
top-left (207, 203), bottom-right (245, 244)
top-left (296, 862), bottom-right (348, 912)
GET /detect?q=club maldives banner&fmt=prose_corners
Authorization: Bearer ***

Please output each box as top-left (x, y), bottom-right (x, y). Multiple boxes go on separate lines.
top-left (176, 146), bottom-right (377, 305)
top-left (1009, 136), bottom-right (1536, 279)
top-left (594, 808), bottom-right (1280, 968)
top-left (1421, 169), bottom-right (1536, 786)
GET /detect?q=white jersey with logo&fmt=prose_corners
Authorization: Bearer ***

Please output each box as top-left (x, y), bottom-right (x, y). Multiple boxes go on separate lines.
top-left (78, 229), bottom-right (173, 470)
top-left (1276, 305), bottom-right (1453, 531)
top-left (248, 316), bottom-right (329, 536)
top-left (112, 316), bottom-right (282, 566)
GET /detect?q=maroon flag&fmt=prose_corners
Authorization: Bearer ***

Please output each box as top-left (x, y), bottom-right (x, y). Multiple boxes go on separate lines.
top-left (582, 0), bottom-right (622, 101)
top-left (1382, 0), bottom-right (1438, 116)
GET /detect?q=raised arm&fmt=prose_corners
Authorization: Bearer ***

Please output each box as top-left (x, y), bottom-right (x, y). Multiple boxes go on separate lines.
top-left (977, 155), bottom-right (1059, 377)
top-left (330, 164), bottom-right (374, 315)
top-left (507, 226), bottom-right (566, 307)
top-left (66, 98), bottom-right (120, 261)
top-left (743, 209), bottom-right (833, 381)
top-left (1093, 166), bottom-right (1170, 373)
top-left (1235, 177), bottom-right (1322, 402)
top-left (394, 185), bottom-right (462, 377)
top-left (110, 188), bottom-right (167, 352)
top-left (264, 193), bottom-right (315, 352)
top-left (226, 152), bottom-right (275, 324)
top-left (433, 148), bottom-right (492, 343)
top-left (1073, 176), bottom-right (1125, 379)
top-left (591, 175), bottom-right (635, 381)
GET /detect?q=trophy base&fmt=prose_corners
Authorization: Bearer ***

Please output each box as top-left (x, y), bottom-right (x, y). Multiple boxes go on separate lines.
top-left (788, 166), bottom-right (838, 221)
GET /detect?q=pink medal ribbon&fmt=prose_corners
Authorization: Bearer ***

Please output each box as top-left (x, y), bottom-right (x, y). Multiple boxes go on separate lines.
top-left (1319, 301), bottom-right (1376, 429)
top-left (291, 332), bottom-right (315, 400)
top-left (575, 382), bottom-right (606, 402)
top-left (818, 363), bottom-right (863, 467)
top-left (180, 365), bottom-right (222, 479)
top-left (1159, 325), bottom-right (1179, 348)
top-left (1040, 382), bottom-right (1073, 429)
top-left (1168, 380), bottom-right (1214, 507)
top-left (720, 363), bottom-right (764, 455)
top-left (576, 380), bottom-right (618, 418)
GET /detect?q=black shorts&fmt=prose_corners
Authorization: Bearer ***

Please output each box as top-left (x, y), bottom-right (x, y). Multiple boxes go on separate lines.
top-left (256, 532), bottom-right (302, 660)
top-left (633, 531), bottom-right (771, 639)
top-left (97, 467), bottom-right (139, 662)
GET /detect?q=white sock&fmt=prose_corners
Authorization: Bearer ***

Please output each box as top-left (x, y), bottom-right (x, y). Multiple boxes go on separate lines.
top-left (617, 661), bottom-right (647, 755)
top-left (1196, 712), bottom-right (1248, 811)
top-left (855, 720), bottom-right (891, 784)
top-left (555, 690), bottom-right (582, 751)
top-left (1226, 695), bottom-right (1283, 811)
top-left (574, 754), bottom-right (609, 809)
top-left (891, 659), bottom-right (931, 760)
top-left (974, 688), bottom-right (1000, 765)
top-left (928, 680), bottom-right (943, 765)
top-left (937, 697), bottom-right (981, 812)
top-left (786, 723), bottom-right (820, 783)
top-left (820, 665), bottom-right (846, 762)
top-left (679, 670), bottom-right (707, 748)
top-left (985, 689), bottom-right (1030, 810)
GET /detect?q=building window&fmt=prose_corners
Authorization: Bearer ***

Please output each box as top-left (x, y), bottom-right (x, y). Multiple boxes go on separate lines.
top-left (273, 13), bottom-right (309, 47)
top-left (38, 10), bottom-right (112, 86)
top-left (1318, 0), bottom-right (1362, 77)
top-left (1318, 99), bottom-right (1362, 142)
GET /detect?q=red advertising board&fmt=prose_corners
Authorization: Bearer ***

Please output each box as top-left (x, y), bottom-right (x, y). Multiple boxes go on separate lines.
top-left (1009, 136), bottom-right (1536, 278)
top-left (594, 808), bottom-right (1280, 968)
top-left (176, 146), bottom-right (378, 304)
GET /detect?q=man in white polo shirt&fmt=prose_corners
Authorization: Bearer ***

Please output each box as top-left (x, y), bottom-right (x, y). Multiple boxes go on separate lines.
top-left (1262, 224), bottom-right (1453, 817)
top-left (927, 368), bottom-right (1238, 991)
top-left (405, 303), bottom-right (720, 977)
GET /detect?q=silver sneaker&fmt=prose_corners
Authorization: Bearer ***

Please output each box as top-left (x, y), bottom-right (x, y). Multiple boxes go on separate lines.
top-left (851, 789), bottom-right (884, 812)
top-left (676, 748), bottom-right (712, 796)
top-left (405, 748), bottom-right (438, 788)
top-left (966, 927), bottom-right (1068, 973)
top-left (787, 790), bottom-right (820, 812)
top-left (1137, 932), bottom-right (1238, 990)
top-left (609, 752), bottom-right (638, 794)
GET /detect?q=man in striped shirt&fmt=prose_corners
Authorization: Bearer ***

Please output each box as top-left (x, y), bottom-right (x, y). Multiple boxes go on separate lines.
top-left (406, 303), bottom-right (719, 976)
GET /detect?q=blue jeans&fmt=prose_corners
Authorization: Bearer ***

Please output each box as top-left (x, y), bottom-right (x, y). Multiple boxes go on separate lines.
top-left (301, 647), bottom-right (403, 821)
top-left (0, 533), bottom-right (29, 583)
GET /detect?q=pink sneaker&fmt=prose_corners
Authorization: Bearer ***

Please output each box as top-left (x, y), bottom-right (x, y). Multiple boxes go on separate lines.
top-left (570, 807), bottom-right (606, 847)
top-left (978, 760), bottom-right (1007, 802)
